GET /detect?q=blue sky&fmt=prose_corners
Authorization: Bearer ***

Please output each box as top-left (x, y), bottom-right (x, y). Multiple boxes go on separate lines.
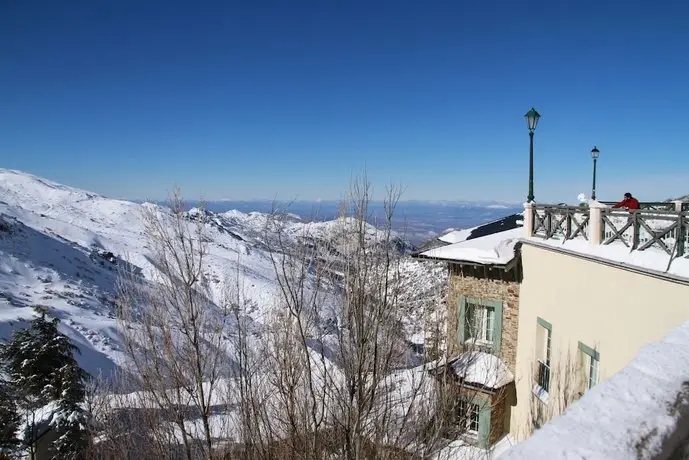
top-left (2, 1), bottom-right (688, 202)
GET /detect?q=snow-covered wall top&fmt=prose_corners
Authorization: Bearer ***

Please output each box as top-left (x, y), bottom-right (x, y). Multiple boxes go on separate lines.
top-left (499, 320), bottom-right (689, 460)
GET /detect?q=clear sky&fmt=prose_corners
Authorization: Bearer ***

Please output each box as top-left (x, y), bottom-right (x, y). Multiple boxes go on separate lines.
top-left (2, 1), bottom-right (688, 202)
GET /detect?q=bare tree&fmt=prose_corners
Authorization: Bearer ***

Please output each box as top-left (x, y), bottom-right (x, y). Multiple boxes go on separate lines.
top-left (526, 345), bottom-right (584, 436)
top-left (90, 180), bottom-right (506, 460)
top-left (259, 176), bottom-right (481, 459)
top-left (114, 190), bottom-right (231, 459)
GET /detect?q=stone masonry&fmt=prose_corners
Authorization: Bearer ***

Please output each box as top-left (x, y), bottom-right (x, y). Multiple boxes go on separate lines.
top-left (446, 263), bottom-right (521, 372)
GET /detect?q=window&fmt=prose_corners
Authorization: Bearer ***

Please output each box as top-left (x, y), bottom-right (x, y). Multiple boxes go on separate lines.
top-left (579, 342), bottom-right (600, 391)
top-left (466, 302), bottom-right (495, 343)
top-left (457, 296), bottom-right (503, 353)
top-left (457, 400), bottom-right (480, 434)
top-left (456, 396), bottom-right (493, 448)
top-left (535, 317), bottom-right (552, 394)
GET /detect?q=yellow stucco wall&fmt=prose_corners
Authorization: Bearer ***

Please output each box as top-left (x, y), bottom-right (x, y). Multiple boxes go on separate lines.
top-left (511, 242), bottom-right (689, 440)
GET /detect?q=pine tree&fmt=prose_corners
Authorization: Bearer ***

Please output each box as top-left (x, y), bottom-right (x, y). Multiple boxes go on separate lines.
top-left (0, 306), bottom-right (89, 459)
top-left (0, 376), bottom-right (20, 458)
top-left (50, 363), bottom-right (89, 460)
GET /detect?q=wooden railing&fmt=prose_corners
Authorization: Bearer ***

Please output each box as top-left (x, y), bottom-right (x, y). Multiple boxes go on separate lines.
top-left (600, 201), bottom-right (689, 212)
top-left (533, 205), bottom-right (590, 241)
top-left (529, 205), bottom-right (689, 258)
top-left (601, 209), bottom-right (687, 256)
top-left (600, 201), bottom-right (675, 211)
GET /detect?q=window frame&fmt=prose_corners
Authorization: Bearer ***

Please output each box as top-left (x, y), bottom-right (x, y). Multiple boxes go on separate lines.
top-left (456, 395), bottom-right (493, 448)
top-left (457, 296), bottom-right (503, 353)
top-left (466, 302), bottom-right (495, 344)
top-left (578, 341), bottom-right (600, 391)
top-left (457, 399), bottom-right (480, 435)
top-left (535, 317), bottom-right (552, 396)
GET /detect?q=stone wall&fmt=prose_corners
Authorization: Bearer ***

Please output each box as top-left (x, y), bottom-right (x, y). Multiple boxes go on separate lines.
top-left (446, 263), bottom-right (521, 371)
top-left (490, 389), bottom-right (506, 445)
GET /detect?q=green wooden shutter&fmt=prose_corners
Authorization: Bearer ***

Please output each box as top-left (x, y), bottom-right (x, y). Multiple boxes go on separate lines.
top-left (457, 295), bottom-right (467, 345)
top-left (488, 300), bottom-right (504, 354)
top-left (478, 403), bottom-right (492, 448)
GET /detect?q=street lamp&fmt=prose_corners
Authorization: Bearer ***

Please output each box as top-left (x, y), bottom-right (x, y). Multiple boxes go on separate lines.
top-left (591, 146), bottom-right (600, 200)
top-left (524, 107), bottom-right (541, 202)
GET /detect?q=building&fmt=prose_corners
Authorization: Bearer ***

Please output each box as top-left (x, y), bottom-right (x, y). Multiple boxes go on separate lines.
top-left (415, 214), bottom-right (524, 449)
top-left (511, 200), bottom-right (689, 439)
top-left (417, 200), bottom-right (689, 449)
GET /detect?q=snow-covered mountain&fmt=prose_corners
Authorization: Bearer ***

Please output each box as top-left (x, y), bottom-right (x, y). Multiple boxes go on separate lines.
top-left (0, 169), bottom-right (446, 377)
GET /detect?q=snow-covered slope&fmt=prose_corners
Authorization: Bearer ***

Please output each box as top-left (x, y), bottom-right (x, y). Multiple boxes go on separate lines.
top-left (0, 169), bottom-right (442, 377)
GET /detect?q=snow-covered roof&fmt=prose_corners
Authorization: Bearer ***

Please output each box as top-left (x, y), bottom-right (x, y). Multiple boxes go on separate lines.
top-left (438, 213), bottom-right (523, 245)
top-left (438, 228), bottom-right (474, 244)
top-left (524, 237), bottom-right (689, 281)
top-left (420, 227), bottom-right (523, 265)
top-left (450, 351), bottom-right (514, 390)
top-left (499, 320), bottom-right (689, 460)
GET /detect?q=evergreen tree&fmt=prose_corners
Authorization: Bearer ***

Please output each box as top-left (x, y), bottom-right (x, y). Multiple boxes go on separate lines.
top-left (0, 306), bottom-right (89, 459)
top-left (50, 363), bottom-right (89, 460)
top-left (0, 376), bottom-right (20, 457)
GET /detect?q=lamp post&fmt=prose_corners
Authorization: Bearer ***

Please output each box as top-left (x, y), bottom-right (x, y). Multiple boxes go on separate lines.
top-left (591, 146), bottom-right (600, 200)
top-left (524, 107), bottom-right (541, 203)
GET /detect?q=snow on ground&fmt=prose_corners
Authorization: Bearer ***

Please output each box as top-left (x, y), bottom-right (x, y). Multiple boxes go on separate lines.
top-left (397, 258), bottom-right (448, 349)
top-left (0, 170), bottom-right (320, 375)
top-left (102, 352), bottom-right (441, 448)
top-left (0, 169), bottom-right (436, 378)
top-left (435, 435), bottom-right (515, 460)
top-left (499, 320), bottom-right (689, 460)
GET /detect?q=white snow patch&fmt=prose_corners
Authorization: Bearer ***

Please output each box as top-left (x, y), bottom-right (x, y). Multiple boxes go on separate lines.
top-left (422, 228), bottom-right (522, 265)
top-left (525, 237), bottom-right (689, 280)
top-left (434, 434), bottom-right (515, 459)
top-left (439, 228), bottom-right (474, 244)
top-left (451, 351), bottom-right (514, 389)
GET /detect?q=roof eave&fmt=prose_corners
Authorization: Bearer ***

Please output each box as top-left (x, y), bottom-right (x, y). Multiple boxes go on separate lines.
top-left (414, 253), bottom-right (519, 271)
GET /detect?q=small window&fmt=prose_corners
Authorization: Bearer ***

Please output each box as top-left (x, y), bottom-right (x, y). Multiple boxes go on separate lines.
top-left (466, 302), bottom-right (496, 344)
top-left (579, 342), bottom-right (600, 391)
top-left (535, 318), bottom-right (552, 394)
top-left (457, 400), bottom-right (480, 434)
top-left (457, 296), bottom-right (503, 353)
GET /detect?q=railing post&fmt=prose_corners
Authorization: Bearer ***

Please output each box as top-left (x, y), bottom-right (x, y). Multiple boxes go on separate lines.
top-left (545, 208), bottom-right (552, 238)
top-left (678, 213), bottom-right (686, 257)
top-left (523, 202), bottom-right (534, 237)
top-left (674, 200), bottom-right (684, 212)
top-left (588, 202), bottom-right (604, 245)
top-left (631, 211), bottom-right (640, 250)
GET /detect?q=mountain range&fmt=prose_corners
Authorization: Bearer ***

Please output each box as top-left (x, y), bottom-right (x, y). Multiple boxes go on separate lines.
top-left (0, 169), bottom-right (448, 378)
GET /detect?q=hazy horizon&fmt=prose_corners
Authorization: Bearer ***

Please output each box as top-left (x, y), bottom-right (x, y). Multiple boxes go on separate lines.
top-left (179, 199), bottom-right (524, 245)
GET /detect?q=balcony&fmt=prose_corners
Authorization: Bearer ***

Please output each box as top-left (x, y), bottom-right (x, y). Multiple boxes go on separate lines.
top-left (524, 201), bottom-right (689, 259)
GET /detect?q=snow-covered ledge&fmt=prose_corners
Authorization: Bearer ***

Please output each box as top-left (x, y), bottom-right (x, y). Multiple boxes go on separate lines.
top-left (498, 320), bottom-right (689, 460)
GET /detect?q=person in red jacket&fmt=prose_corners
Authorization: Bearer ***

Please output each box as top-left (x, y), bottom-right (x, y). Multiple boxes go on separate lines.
top-left (612, 192), bottom-right (640, 210)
